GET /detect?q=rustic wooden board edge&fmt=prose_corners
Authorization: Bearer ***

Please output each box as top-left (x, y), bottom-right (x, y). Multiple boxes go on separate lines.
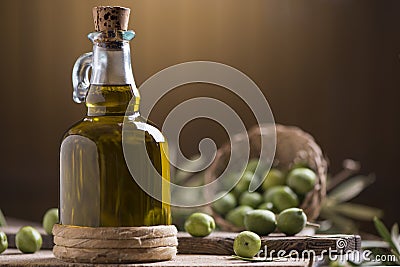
top-left (177, 232), bottom-right (361, 255)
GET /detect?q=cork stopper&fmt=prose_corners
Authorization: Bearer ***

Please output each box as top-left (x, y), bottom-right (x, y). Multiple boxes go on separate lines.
top-left (93, 6), bottom-right (130, 31)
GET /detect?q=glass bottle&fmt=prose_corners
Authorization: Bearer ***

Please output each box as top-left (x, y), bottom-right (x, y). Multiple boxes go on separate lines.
top-left (60, 6), bottom-right (171, 227)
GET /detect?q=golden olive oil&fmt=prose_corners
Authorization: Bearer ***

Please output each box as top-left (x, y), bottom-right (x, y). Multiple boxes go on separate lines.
top-left (60, 85), bottom-right (171, 227)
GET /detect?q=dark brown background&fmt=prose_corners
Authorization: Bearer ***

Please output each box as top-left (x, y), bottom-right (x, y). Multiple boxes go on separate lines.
top-left (0, 0), bottom-right (399, 232)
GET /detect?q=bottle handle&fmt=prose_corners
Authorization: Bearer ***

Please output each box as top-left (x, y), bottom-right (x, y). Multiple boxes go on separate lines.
top-left (72, 52), bottom-right (93, 103)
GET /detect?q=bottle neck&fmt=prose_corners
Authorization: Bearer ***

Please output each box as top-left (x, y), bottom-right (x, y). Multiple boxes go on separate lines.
top-left (86, 41), bottom-right (140, 116)
top-left (91, 42), bottom-right (135, 85)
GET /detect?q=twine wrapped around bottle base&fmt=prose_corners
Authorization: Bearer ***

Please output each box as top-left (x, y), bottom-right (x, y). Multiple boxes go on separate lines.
top-left (52, 224), bottom-right (178, 263)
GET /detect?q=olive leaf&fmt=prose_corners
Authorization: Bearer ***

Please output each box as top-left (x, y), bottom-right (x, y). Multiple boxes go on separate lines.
top-left (319, 209), bottom-right (358, 233)
top-left (328, 174), bottom-right (375, 204)
top-left (373, 217), bottom-right (399, 256)
top-left (391, 249), bottom-right (400, 265)
top-left (331, 203), bottom-right (383, 221)
top-left (391, 223), bottom-right (400, 255)
top-left (0, 209), bottom-right (6, 227)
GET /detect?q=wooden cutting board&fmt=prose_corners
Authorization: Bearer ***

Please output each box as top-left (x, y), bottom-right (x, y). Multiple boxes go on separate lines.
top-left (1, 218), bottom-right (360, 256)
top-left (178, 232), bottom-right (360, 255)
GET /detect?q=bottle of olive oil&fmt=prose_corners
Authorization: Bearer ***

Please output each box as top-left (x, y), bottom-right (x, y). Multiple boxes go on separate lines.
top-left (60, 6), bottom-right (171, 227)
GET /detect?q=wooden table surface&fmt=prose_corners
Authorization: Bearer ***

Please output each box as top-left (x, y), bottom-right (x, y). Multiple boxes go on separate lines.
top-left (0, 249), bottom-right (310, 267)
top-left (1, 218), bottom-right (361, 266)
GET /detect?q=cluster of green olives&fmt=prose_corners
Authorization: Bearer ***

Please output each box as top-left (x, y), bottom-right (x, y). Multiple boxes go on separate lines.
top-left (211, 159), bottom-right (317, 235)
top-left (0, 225), bottom-right (43, 254)
top-left (233, 208), bottom-right (310, 258)
top-left (0, 208), bottom-right (58, 254)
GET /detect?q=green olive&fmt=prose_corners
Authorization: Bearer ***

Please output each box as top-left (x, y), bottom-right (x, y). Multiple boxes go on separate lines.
top-left (226, 205), bottom-right (253, 227)
top-left (42, 208), bottom-right (59, 235)
top-left (244, 209), bottom-right (276, 235)
top-left (264, 186), bottom-right (299, 212)
top-left (262, 169), bottom-right (286, 191)
top-left (212, 192), bottom-right (237, 215)
top-left (15, 226), bottom-right (42, 253)
top-left (277, 208), bottom-right (307, 235)
top-left (0, 231), bottom-right (8, 254)
top-left (233, 231), bottom-right (262, 258)
top-left (239, 192), bottom-right (263, 208)
top-left (287, 168), bottom-right (317, 194)
top-left (184, 213), bottom-right (215, 237)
